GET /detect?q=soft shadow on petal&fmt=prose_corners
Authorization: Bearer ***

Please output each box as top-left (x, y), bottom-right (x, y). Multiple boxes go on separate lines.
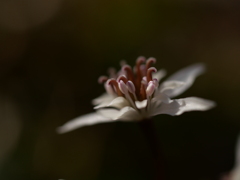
top-left (150, 100), bottom-right (181, 116)
top-left (94, 97), bottom-right (129, 109)
top-left (150, 97), bottom-right (215, 116)
top-left (163, 63), bottom-right (205, 98)
top-left (92, 93), bottom-right (115, 105)
top-left (152, 93), bottom-right (171, 104)
top-left (114, 106), bottom-right (141, 121)
top-left (152, 69), bottom-right (166, 81)
top-left (97, 106), bottom-right (141, 121)
top-left (97, 108), bottom-right (121, 119)
top-left (174, 97), bottom-right (216, 115)
top-left (160, 81), bottom-right (185, 94)
top-left (57, 112), bottom-right (112, 133)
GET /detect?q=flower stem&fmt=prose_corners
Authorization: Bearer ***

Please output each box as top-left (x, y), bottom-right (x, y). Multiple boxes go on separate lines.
top-left (139, 119), bottom-right (166, 180)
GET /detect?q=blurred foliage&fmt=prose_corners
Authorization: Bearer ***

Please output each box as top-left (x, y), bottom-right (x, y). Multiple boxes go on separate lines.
top-left (0, 0), bottom-right (240, 180)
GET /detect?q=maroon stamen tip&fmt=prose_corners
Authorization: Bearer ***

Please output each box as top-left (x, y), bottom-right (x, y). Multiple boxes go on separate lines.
top-left (140, 64), bottom-right (146, 76)
top-left (136, 56), bottom-right (146, 66)
top-left (135, 57), bottom-right (146, 90)
top-left (122, 65), bottom-right (134, 82)
top-left (140, 83), bottom-right (147, 100)
top-left (120, 60), bottom-right (127, 66)
top-left (117, 75), bottom-right (128, 83)
top-left (108, 67), bottom-right (116, 77)
top-left (146, 57), bottom-right (156, 69)
top-left (147, 67), bottom-right (157, 82)
top-left (98, 76), bottom-right (108, 84)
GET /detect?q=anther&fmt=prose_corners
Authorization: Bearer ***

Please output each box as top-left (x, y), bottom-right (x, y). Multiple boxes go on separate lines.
top-left (98, 76), bottom-right (108, 84)
top-left (117, 75), bottom-right (128, 83)
top-left (104, 83), bottom-right (115, 95)
top-left (147, 67), bottom-right (157, 82)
top-left (146, 81), bottom-right (155, 97)
top-left (141, 76), bottom-right (147, 86)
top-left (118, 80), bottom-right (128, 94)
top-left (107, 79), bottom-right (123, 96)
top-left (122, 65), bottom-right (134, 82)
top-left (146, 57), bottom-right (156, 70)
top-left (126, 81), bottom-right (136, 94)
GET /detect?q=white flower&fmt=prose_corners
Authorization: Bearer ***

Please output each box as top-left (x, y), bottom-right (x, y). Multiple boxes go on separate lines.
top-left (57, 56), bottom-right (215, 133)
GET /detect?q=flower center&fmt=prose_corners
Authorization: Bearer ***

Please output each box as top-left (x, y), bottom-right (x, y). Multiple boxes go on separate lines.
top-left (98, 56), bottom-right (159, 102)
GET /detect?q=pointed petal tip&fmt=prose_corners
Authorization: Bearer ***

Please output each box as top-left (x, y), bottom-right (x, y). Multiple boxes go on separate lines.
top-left (56, 126), bottom-right (67, 134)
top-left (190, 63), bottom-right (206, 75)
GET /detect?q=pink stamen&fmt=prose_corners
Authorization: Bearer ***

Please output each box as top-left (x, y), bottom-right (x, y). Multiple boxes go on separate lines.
top-left (140, 64), bottom-right (146, 76)
top-left (152, 78), bottom-right (159, 88)
top-left (146, 81), bottom-right (155, 97)
top-left (141, 76), bottom-right (147, 86)
top-left (107, 79), bottom-right (123, 96)
top-left (140, 83), bottom-right (147, 100)
top-left (120, 60), bottom-right (127, 66)
top-left (135, 56), bottom-right (146, 92)
top-left (126, 81), bottom-right (136, 94)
top-left (146, 57), bottom-right (156, 70)
top-left (98, 76), bottom-right (108, 84)
top-left (117, 75), bottom-right (128, 83)
top-left (147, 67), bottom-right (157, 82)
top-left (104, 83), bottom-right (115, 95)
top-left (118, 80), bottom-right (128, 94)
top-left (122, 65), bottom-right (134, 82)
top-left (108, 67), bottom-right (117, 78)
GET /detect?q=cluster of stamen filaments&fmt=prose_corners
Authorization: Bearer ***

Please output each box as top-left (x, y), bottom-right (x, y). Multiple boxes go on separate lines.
top-left (98, 56), bottom-right (159, 109)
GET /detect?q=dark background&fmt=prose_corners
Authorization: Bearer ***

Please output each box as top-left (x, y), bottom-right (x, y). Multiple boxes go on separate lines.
top-left (0, 0), bottom-right (240, 180)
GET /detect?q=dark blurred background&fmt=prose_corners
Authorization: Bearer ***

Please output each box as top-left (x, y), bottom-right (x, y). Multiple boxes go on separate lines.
top-left (0, 0), bottom-right (240, 180)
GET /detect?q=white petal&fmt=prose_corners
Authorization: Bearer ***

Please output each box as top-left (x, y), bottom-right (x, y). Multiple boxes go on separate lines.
top-left (152, 93), bottom-right (171, 104)
top-left (152, 69), bottom-right (166, 81)
top-left (162, 63), bottom-right (205, 98)
top-left (57, 112), bottom-right (113, 133)
top-left (96, 108), bottom-right (119, 119)
top-left (150, 100), bottom-right (181, 116)
top-left (174, 97), bottom-right (216, 115)
top-left (114, 106), bottom-right (142, 121)
top-left (92, 93), bottom-right (115, 105)
top-left (150, 97), bottom-right (215, 116)
top-left (97, 106), bottom-right (141, 121)
top-left (94, 97), bottom-right (130, 109)
top-left (135, 100), bottom-right (148, 109)
top-left (160, 81), bottom-right (185, 94)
